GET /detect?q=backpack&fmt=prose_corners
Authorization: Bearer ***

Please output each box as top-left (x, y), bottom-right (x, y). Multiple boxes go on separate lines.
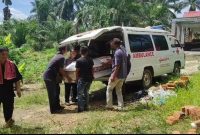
top-left (120, 46), bottom-right (131, 76)
top-left (127, 54), bottom-right (131, 75)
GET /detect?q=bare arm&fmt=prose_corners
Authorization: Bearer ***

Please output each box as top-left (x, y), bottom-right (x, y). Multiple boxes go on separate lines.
top-left (59, 68), bottom-right (72, 82)
top-left (16, 81), bottom-right (21, 98)
top-left (110, 65), bottom-right (120, 82)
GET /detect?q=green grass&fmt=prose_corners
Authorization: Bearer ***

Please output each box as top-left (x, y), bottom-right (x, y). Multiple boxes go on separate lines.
top-left (14, 81), bottom-right (104, 109)
top-left (1, 73), bottom-right (200, 134)
top-left (0, 125), bottom-right (48, 134)
top-left (15, 90), bottom-right (49, 109)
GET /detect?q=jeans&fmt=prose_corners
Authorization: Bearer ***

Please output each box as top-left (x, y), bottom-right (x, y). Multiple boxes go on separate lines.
top-left (65, 83), bottom-right (77, 103)
top-left (106, 79), bottom-right (125, 108)
top-left (44, 80), bottom-right (61, 113)
top-left (77, 80), bottom-right (92, 111)
top-left (0, 96), bottom-right (14, 122)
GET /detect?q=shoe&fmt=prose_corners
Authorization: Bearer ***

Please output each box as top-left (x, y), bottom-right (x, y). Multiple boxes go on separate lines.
top-left (4, 119), bottom-right (15, 128)
top-left (51, 109), bottom-right (64, 114)
top-left (69, 101), bottom-right (77, 105)
top-left (58, 105), bottom-right (65, 110)
top-left (65, 102), bottom-right (71, 106)
top-left (115, 106), bottom-right (124, 111)
top-left (71, 99), bottom-right (78, 103)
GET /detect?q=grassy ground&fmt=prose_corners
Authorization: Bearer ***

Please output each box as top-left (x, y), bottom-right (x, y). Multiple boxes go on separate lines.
top-left (0, 73), bottom-right (200, 134)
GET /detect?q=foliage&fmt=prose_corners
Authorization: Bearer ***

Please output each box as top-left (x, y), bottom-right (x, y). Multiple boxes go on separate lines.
top-left (30, 0), bottom-right (55, 23)
top-left (0, 34), bottom-right (23, 64)
top-left (2, 0), bottom-right (12, 6)
top-left (18, 49), bottom-right (56, 83)
top-left (2, 0), bottom-right (12, 20)
top-left (54, 0), bottom-right (84, 21)
top-left (178, 0), bottom-right (200, 11)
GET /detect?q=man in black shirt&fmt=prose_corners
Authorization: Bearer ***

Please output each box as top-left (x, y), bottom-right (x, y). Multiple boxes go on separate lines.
top-left (76, 46), bottom-right (94, 112)
top-left (43, 45), bottom-right (72, 114)
top-left (0, 47), bottom-right (22, 128)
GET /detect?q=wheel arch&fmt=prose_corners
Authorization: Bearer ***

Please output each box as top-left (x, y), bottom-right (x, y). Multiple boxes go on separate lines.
top-left (144, 66), bottom-right (154, 77)
top-left (175, 61), bottom-right (181, 67)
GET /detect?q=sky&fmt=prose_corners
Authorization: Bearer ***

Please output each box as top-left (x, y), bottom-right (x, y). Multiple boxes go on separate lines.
top-left (0, 0), bottom-right (190, 22)
top-left (0, 0), bottom-right (34, 21)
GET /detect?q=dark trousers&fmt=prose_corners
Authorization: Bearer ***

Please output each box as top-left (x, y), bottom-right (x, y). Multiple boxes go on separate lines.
top-left (65, 83), bottom-right (77, 103)
top-left (77, 80), bottom-right (92, 111)
top-left (0, 96), bottom-right (14, 122)
top-left (44, 80), bottom-right (61, 113)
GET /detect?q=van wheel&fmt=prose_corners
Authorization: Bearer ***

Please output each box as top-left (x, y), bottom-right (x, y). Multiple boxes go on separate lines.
top-left (173, 63), bottom-right (181, 76)
top-left (142, 69), bottom-right (153, 89)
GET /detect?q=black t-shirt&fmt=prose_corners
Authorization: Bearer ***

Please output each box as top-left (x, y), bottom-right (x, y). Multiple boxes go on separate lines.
top-left (76, 57), bottom-right (94, 82)
top-left (0, 64), bottom-right (22, 98)
top-left (43, 54), bottom-right (65, 81)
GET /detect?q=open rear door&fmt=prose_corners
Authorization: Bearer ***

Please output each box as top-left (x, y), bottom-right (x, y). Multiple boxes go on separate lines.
top-left (60, 26), bottom-right (122, 45)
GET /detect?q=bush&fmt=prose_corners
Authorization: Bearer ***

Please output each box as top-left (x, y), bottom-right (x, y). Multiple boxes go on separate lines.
top-left (0, 34), bottom-right (23, 64)
top-left (18, 49), bottom-right (56, 83)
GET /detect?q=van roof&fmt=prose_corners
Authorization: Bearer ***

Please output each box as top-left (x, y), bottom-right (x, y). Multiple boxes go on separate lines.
top-left (60, 26), bottom-right (170, 45)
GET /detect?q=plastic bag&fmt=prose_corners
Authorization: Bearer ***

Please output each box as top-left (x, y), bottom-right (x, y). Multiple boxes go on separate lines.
top-left (148, 85), bottom-right (177, 106)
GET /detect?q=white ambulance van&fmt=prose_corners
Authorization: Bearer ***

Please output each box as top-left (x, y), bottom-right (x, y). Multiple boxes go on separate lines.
top-left (61, 26), bottom-right (185, 88)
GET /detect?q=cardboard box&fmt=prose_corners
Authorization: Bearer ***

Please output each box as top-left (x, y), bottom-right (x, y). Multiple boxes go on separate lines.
top-left (64, 71), bottom-right (76, 83)
top-left (65, 56), bottom-right (112, 82)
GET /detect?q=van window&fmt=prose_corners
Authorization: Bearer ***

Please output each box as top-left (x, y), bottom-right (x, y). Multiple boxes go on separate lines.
top-left (128, 34), bottom-right (154, 52)
top-left (153, 35), bottom-right (169, 51)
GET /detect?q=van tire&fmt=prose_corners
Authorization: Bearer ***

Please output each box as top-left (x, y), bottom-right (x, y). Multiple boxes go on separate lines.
top-left (173, 62), bottom-right (181, 76)
top-left (142, 69), bottom-right (153, 89)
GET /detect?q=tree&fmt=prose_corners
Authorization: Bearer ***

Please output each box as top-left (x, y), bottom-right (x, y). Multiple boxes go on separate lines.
top-left (179, 0), bottom-right (200, 11)
top-left (76, 0), bottom-right (141, 30)
top-left (54, 0), bottom-right (83, 21)
top-left (76, 0), bottom-right (178, 30)
top-left (30, 0), bottom-right (55, 23)
top-left (135, 0), bottom-right (178, 27)
top-left (2, 0), bottom-right (12, 20)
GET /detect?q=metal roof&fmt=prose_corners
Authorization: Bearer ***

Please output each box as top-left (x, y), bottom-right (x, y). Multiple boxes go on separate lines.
top-left (183, 11), bottom-right (200, 18)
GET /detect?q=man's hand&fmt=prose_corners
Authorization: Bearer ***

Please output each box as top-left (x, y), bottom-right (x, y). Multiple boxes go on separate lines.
top-left (110, 76), bottom-right (117, 82)
top-left (106, 59), bottom-right (112, 65)
top-left (15, 81), bottom-right (21, 98)
top-left (16, 90), bottom-right (21, 98)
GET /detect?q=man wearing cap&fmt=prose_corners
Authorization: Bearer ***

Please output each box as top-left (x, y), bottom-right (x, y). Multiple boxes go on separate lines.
top-left (0, 47), bottom-right (22, 128)
top-left (106, 38), bottom-right (128, 110)
top-left (43, 45), bottom-right (72, 114)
